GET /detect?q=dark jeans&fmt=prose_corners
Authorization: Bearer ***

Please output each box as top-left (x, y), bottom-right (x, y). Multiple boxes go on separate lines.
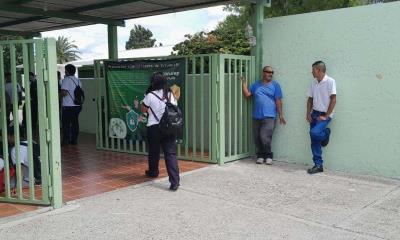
top-left (253, 118), bottom-right (276, 159)
top-left (62, 106), bottom-right (82, 144)
top-left (22, 103), bottom-right (38, 131)
top-left (147, 124), bottom-right (180, 186)
top-left (310, 110), bottom-right (331, 167)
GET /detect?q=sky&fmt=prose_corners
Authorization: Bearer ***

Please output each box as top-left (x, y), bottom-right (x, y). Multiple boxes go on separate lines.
top-left (42, 6), bottom-right (231, 60)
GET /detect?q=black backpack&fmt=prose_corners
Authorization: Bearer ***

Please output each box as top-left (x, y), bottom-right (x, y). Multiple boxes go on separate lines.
top-left (149, 91), bottom-right (183, 137)
top-left (68, 78), bottom-right (85, 105)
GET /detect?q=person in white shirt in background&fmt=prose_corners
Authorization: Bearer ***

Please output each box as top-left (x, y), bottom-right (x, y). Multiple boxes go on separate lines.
top-left (60, 64), bottom-right (82, 146)
top-left (141, 72), bottom-right (180, 191)
top-left (306, 61), bottom-right (337, 174)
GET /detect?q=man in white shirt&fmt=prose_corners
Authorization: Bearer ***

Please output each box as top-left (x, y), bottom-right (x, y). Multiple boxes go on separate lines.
top-left (60, 64), bottom-right (82, 145)
top-left (306, 61), bottom-right (337, 174)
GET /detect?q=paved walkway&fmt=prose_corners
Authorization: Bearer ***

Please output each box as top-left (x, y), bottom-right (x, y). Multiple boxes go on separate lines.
top-left (1, 159), bottom-right (399, 240)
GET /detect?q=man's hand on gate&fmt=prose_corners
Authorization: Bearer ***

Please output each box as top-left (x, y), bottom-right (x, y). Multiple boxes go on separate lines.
top-left (240, 76), bottom-right (247, 86)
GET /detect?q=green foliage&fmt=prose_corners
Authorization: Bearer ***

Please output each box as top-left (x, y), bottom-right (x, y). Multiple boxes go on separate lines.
top-left (125, 24), bottom-right (156, 50)
top-left (264, 0), bottom-right (366, 17)
top-left (173, 0), bottom-right (392, 56)
top-left (173, 15), bottom-right (250, 56)
top-left (56, 36), bottom-right (81, 64)
top-left (0, 35), bottom-right (24, 73)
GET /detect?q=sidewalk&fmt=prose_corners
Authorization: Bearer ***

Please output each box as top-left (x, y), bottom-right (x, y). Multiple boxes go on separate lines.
top-left (1, 159), bottom-right (399, 240)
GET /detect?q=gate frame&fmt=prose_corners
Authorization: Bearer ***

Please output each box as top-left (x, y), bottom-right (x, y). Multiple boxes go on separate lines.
top-left (94, 53), bottom-right (255, 165)
top-left (0, 38), bottom-right (62, 208)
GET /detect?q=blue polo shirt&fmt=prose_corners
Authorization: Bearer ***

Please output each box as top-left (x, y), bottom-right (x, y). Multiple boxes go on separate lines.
top-left (249, 80), bottom-right (283, 119)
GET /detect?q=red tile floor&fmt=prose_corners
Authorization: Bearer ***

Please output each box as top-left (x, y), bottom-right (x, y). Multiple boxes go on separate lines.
top-left (0, 133), bottom-right (209, 218)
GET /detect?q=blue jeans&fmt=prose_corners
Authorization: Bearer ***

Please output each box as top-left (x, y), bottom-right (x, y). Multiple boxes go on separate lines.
top-left (310, 111), bottom-right (331, 167)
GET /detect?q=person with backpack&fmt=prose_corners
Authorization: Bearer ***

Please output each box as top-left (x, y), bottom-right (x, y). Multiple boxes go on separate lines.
top-left (60, 64), bottom-right (83, 146)
top-left (141, 72), bottom-right (181, 191)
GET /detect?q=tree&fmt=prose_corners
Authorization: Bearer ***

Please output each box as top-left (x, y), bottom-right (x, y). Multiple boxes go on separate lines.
top-left (0, 35), bottom-right (24, 73)
top-left (173, 14), bottom-right (250, 56)
top-left (173, 0), bottom-right (393, 55)
top-left (56, 36), bottom-right (81, 64)
top-left (125, 25), bottom-right (156, 50)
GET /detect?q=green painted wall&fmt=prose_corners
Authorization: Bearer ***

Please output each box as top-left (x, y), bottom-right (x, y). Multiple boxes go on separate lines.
top-left (263, 2), bottom-right (400, 178)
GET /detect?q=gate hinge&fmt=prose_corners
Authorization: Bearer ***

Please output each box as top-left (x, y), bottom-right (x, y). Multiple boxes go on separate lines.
top-left (43, 73), bottom-right (49, 82)
top-left (46, 118), bottom-right (51, 142)
top-left (48, 186), bottom-right (53, 198)
top-left (48, 174), bottom-right (53, 198)
top-left (43, 58), bottom-right (48, 82)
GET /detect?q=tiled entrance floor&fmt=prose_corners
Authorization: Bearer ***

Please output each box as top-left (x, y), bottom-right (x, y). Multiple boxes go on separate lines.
top-left (0, 134), bottom-right (209, 218)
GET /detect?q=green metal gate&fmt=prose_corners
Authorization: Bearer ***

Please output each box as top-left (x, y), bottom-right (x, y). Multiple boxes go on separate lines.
top-left (0, 38), bottom-right (62, 207)
top-left (95, 54), bottom-right (255, 165)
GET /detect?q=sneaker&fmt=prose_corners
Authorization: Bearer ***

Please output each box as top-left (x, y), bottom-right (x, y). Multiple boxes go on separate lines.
top-left (265, 158), bottom-right (273, 165)
top-left (256, 158), bottom-right (264, 164)
top-left (307, 165), bottom-right (323, 174)
top-left (321, 128), bottom-right (331, 147)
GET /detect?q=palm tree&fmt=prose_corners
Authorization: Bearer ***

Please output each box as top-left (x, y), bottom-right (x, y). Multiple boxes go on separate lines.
top-left (56, 36), bottom-right (81, 63)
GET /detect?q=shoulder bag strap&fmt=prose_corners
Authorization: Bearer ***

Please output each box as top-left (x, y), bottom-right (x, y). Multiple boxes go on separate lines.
top-left (148, 106), bottom-right (160, 122)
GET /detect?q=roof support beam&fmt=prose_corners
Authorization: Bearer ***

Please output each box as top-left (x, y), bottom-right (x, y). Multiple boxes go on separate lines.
top-left (0, 29), bottom-right (40, 37)
top-left (127, 0), bottom-right (232, 19)
top-left (0, 3), bottom-right (125, 27)
top-left (0, 17), bottom-right (44, 28)
top-left (0, 0), bottom-right (162, 29)
top-left (12, 0), bottom-right (36, 4)
top-left (73, 0), bottom-right (145, 12)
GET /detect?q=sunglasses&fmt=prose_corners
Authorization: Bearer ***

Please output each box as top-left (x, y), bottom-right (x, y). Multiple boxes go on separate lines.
top-left (263, 70), bottom-right (274, 74)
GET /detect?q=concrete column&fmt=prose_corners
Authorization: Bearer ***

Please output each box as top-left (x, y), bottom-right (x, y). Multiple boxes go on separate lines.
top-left (107, 25), bottom-right (118, 60)
top-left (251, 0), bottom-right (265, 79)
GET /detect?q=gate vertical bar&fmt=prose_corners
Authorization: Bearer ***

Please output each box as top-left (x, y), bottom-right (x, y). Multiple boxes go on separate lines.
top-left (35, 41), bottom-right (50, 203)
top-left (210, 55), bottom-right (218, 163)
top-left (227, 57), bottom-right (232, 157)
top-left (211, 54), bottom-right (225, 165)
top-left (191, 57), bottom-right (196, 157)
top-left (10, 44), bottom-right (23, 198)
top-left (200, 57), bottom-right (204, 159)
top-left (0, 46), bottom-right (11, 198)
top-left (184, 59), bottom-right (189, 156)
top-left (239, 59), bottom-right (243, 154)
top-left (218, 55), bottom-right (226, 164)
top-left (244, 60), bottom-right (249, 153)
top-left (45, 38), bottom-right (62, 208)
top-left (95, 61), bottom-right (103, 148)
top-left (208, 56), bottom-right (213, 162)
top-left (22, 44), bottom-right (36, 199)
top-left (233, 59), bottom-right (238, 156)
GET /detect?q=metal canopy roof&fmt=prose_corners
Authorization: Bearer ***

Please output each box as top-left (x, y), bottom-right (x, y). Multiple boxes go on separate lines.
top-left (0, 0), bottom-right (232, 37)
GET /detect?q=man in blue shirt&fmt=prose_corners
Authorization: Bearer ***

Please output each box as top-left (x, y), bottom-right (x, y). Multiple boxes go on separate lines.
top-left (241, 66), bottom-right (286, 165)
